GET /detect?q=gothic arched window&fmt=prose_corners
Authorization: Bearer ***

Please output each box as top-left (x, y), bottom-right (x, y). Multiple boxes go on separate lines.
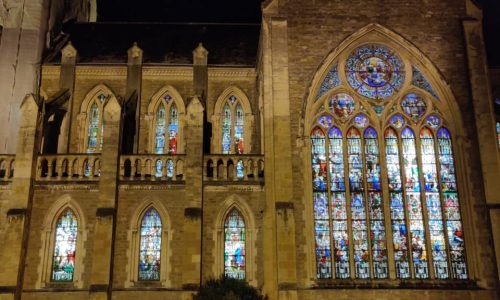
top-left (153, 94), bottom-right (179, 154)
top-left (52, 209), bottom-right (78, 282)
top-left (224, 208), bottom-right (246, 279)
top-left (496, 121), bottom-right (500, 148)
top-left (310, 43), bottom-right (467, 281)
top-left (138, 208), bottom-right (162, 281)
top-left (85, 93), bottom-right (106, 153)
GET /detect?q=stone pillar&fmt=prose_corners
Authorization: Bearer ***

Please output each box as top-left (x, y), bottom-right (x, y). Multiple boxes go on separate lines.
top-left (261, 4), bottom-right (298, 298)
top-left (0, 94), bottom-right (41, 300)
top-left (125, 42), bottom-right (143, 153)
top-left (192, 43), bottom-right (210, 153)
top-left (463, 0), bottom-right (500, 288)
top-left (57, 42), bottom-right (77, 153)
top-left (0, 0), bottom-right (49, 153)
top-left (182, 96), bottom-right (204, 289)
top-left (88, 96), bottom-right (122, 300)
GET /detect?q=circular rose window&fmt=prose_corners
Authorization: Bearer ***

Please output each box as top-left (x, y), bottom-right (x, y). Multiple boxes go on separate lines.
top-left (346, 45), bottom-right (405, 100)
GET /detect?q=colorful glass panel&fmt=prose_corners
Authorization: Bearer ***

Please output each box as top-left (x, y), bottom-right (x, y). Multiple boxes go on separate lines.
top-left (329, 127), bottom-right (349, 278)
top-left (347, 128), bottom-right (369, 278)
top-left (412, 66), bottom-right (439, 99)
top-left (52, 209), bottom-right (78, 282)
top-left (385, 128), bottom-right (410, 278)
top-left (168, 104), bottom-right (178, 154)
top-left (389, 114), bottom-right (405, 129)
top-left (364, 127), bottom-right (388, 278)
top-left (166, 159), bottom-right (174, 178)
top-left (328, 93), bottom-right (356, 118)
top-left (318, 115), bottom-right (333, 128)
top-left (222, 103), bottom-right (232, 154)
top-left (497, 122), bottom-right (500, 148)
top-left (155, 103), bottom-right (166, 154)
top-left (426, 115), bottom-right (441, 129)
top-left (353, 114), bottom-right (369, 128)
top-left (87, 102), bottom-right (100, 153)
top-left (138, 208), bottom-right (162, 281)
top-left (224, 209), bottom-right (246, 279)
top-left (235, 104), bottom-right (244, 154)
top-left (402, 127), bottom-right (428, 278)
top-left (317, 63), bottom-right (341, 100)
top-left (438, 128), bottom-right (467, 279)
top-left (420, 128), bottom-right (449, 279)
top-left (236, 160), bottom-right (244, 179)
top-left (155, 160), bottom-right (163, 177)
top-left (401, 93), bottom-right (427, 120)
top-left (346, 45), bottom-right (405, 100)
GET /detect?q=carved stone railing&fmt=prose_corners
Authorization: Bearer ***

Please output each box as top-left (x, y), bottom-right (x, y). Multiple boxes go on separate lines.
top-left (0, 155), bottom-right (15, 181)
top-left (36, 154), bottom-right (101, 181)
top-left (204, 155), bottom-right (264, 182)
top-left (120, 154), bottom-right (185, 181)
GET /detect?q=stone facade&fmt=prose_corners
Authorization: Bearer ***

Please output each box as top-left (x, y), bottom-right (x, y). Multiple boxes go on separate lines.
top-left (0, 0), bottom-right (499, 300)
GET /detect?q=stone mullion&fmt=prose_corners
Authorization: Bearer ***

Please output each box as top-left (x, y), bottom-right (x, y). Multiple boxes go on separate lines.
top-left (416, 131), bottom-right (434, 279)
top-left (343, 130), bottom-right (355, 279)
top-left (361, 131), bottom-right (374, 279)
top-left (324, 130), bottom-right (336, 279)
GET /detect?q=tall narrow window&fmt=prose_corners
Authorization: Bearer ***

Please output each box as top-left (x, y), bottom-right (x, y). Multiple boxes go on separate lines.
top-left (497, 122), bottom-right (500, 148)
top-left (138, 208), bottom-right (162, 281)
top-left (438, 128), bottom-right (467, 279)
top-left (168, 104), bottom-right (179, 154)
top-left (222, 103), bottom-right (232, 154)
top-left (235, 104), bottom-right (245, 154)
top-left (385, 127), bottom-right (410, 278)
top-left (87, 102), bottom-right (100, 153)
top-left (155, 104), bottom-right (166, 154)
top-left (420, 128), bottom-right (448, 279)
top-left (224, 209), bottom-right (246, 279)
top-left (402, 127), bottom-right (428, 279)
top-left (52, 209), bottom-right (78, 282)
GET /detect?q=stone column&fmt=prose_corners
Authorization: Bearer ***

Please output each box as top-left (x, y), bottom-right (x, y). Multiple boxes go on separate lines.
top-left (57, 42), bottom-right (77, 153)
top-left (182, 96), bottom-right (204, 289)
top-left (0, 94), bottom-right (41, 300)
top-left (125, 42), bottom-right (143, 153)
top-left (261, 4), bottom-right (298, 299)
top-left (463, 0), bottom-right (500, 288)
top-left (192, 43), bottom-right (210, 154)
top-left (88, 96), bottom-right (122, 300)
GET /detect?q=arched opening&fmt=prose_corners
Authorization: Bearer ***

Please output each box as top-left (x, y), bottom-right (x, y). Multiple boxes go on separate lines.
top-left (51, 209), bottom-right (78, 282)
top-left (224, 208), bottom-right (246, 279)
top-left (138, 208), bottom-right (163, 281)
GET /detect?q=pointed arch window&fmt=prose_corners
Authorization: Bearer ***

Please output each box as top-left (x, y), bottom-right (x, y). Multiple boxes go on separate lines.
top-left (154, 94), bottom-right (179, 154)
top-left (52, 209), bottom-right (78, 282)
top-left (496, 122), bottom-right (500, 148)
top-left (85, 94), bottom-right (106, 153)
top-left (224, 208), bottom-right (246, 279)
top-left (138, 208), bottom-right (162, 281)
top-left (309, 42), bottom-right (468, 281)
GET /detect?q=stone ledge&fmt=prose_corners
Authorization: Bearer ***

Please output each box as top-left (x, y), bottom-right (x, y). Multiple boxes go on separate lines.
top-left (89, 284), bottom-right (109, 292)
top-left (0, 286), bottom-right (16, 294)
top-left (311, 279), bottom-right (479, 290)
top-left (96, 208), bottom-right (115, 217)
top-left (184, 208), bottom-right (202, 220)
top-left (276, 202), bottom-right (294, 210)
top-left (7, 208), bottom-right (28, 217)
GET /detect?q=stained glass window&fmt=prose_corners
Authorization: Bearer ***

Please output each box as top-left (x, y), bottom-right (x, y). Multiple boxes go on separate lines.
top-left (87, 102), bottom-right (101, 153)
top-left (168, 104), bottom-right (178, 154)
top-left (346, 45), bottom-right (404, 100)
top-left (438, 128), bottom-right (467, 279)
top-left (222, 103), bottom-right (232, 154)
top-left (52, 209), bottom-right (78, 282)
top-left (235, 104), bottom-right (244, 154)
top-left (497, 122), bottom-right (500, 148)
top-left (155, 103), bottom-right (166, 154)
top-left (412, 66), bottom-right (439, 99)
top-left (328, 93), bottom-right (356, 118)
top-left (224, 209), bottom-right (246, 279)
top-left (401, 93), bottom-right (427, 120)
top-left (138, 208), bottom-right (162, 281)
top-left (317, 63), bottom-right (341, 100)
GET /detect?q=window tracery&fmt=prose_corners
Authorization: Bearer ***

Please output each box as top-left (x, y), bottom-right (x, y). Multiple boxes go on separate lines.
top-left (138, 208), bottom-right (163, 281)
top-left (52, 209), bottom-right (78, 282)
top-left (310, 43), bottom-right (467, 281)
top-left (153, 94), bottom-right (179, 154)
top-left (224, 208), bottom-right (246, 279)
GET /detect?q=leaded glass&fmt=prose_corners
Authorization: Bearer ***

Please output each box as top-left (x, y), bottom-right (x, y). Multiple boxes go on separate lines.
top-left (497, 122), bottom-right (500, 148)
top-left (317, 63), bottom-right (341, 100)
top-left (236, 160), bottom-right (245, 179)
top-left (402, 127), bottom-right (428, 278)
top-left (155, 160), bottom-right (163, 177)
top-left (52, 209), bottom-right (78, 282)
top-left (222, 103), bottom-right (232, 154)
top-left (420, 128), bottom-right (448, 279)
top-left (364, 128), bottom-right (388, 278)
top-left (353, 114), bottom-right (369, 128)
top-left (385, 128), bottom-right (410, 278)
top-left (224, 209), bottom-right (246, 279)
top-left (346, 45), bottom-right (404, 100)
top-left (138, 208), bottom-right (162, 281)
top-left (438, 128), bottom-right (467, 279)
top-left (166, 159), bottom-right (174, 178)
top-left (312, 128), bottom-right (327, 192)
top-left (155, 103), bottom-right (166, 154)
top-left (168, 104), bottom-right (178, 154)
top-left (235, 104), bottom-right (244, 154)
top-left (401, 93), bottom-right (427, 120)
top-left (87, 102), bottom-right (100, 153)
top-left (426, 115), bottom-right (441, 129)
top-left (412, 66), bottom-right (439, 99)
top-left (318, 115), bottom-right (333, 128)
top-left (389, 114), bottom-right (405, 129)
top-left (328, 93), bottom-right (356, 118)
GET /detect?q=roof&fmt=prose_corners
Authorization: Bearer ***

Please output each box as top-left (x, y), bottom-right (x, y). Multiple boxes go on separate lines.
top-left (45, 22), bottom-right (261, 66)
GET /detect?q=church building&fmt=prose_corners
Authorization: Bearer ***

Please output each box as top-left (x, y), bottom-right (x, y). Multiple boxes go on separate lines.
top-left (0, 0), bottom-right (499, 299)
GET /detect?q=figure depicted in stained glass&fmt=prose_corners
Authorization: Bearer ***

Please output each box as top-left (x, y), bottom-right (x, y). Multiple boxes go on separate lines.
top-left (155, 103), bottom-right (166, 154)
top-left (426, 115), bottom-right (441, 129)
top-left (52, 209), bottom-right (78, 282)
top-left (496, 122), bottom-right (500, 148)
top-left (235, 104), bottom-right (244, 154)
top-left (346, 45), bottom-right (404, 100)
top-left (318, 115), bottom-right (333, 128)
top-left (168, 104), bottom-right (178, 154)
top-left (353, 114), bottom-right (369, 128)
top-left (328, 93), bottom-right (356, 118)
top-left (389, 114), bottom-right (405, 129)
top-left (401, 93), bottom-right (427, 120)
top-left (224, 209), bottom-right (246, 279)
top-left (221, 95), bottom-right (246, 154)
top-left (87, 102), bottom-right (101, 153)
top-left (138, 208), bottom-right (162, 281)
top-left (154, 96), bottom-right (179, 155)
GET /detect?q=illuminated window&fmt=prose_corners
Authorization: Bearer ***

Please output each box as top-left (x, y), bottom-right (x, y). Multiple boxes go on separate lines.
top-left (52, 209), bottom-right (78, 282)
top-left (224, 209), bottom-right (246, 279)
top-left (154, 94), bottom-right (179, 154)
top-left (138, 208), bottom-right (162, 281)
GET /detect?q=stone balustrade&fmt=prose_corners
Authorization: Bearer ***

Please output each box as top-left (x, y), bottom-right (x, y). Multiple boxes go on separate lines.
top-left (204, 155), bottom-right (264, 182)
top-left (120, 155), bottom-right (185, 181)
top-left (0, 155), bottom-right (15, 181)
top-left (37, 154), bottom-right (101, 181)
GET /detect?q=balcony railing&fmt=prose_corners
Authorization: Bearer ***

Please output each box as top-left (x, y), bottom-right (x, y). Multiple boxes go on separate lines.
top-left (204, 155), bottom-right (264, 182)
top-left (120, 155), bottom-right (185, 181)
top-left (0, 155), bottom-right (15, 181)
top-left (36, 154), bottom-right (101, 181)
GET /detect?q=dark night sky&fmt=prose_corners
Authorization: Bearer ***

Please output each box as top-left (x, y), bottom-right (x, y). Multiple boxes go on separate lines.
top-left (97, 0), bottom-right (500, 67)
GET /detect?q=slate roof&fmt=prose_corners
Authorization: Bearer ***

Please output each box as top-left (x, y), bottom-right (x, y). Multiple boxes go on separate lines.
top-left (45, 22), bottom-right (261, 66)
